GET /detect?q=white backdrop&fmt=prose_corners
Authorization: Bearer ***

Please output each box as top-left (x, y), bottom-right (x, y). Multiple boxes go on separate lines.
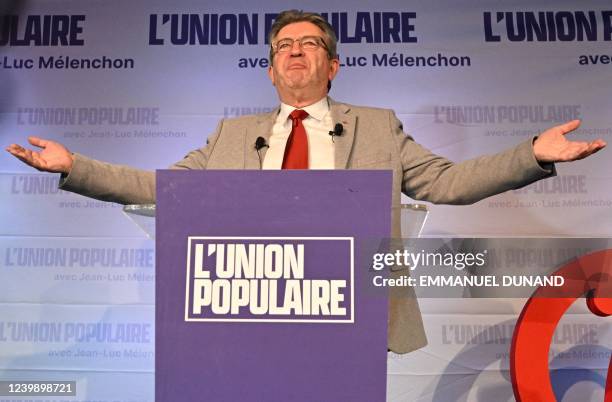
top-left (1, 1), bottom-right (610, 401)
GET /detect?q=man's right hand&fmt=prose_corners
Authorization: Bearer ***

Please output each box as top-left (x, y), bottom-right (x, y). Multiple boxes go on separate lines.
top-left (5, 136), bottom-right (74, 174)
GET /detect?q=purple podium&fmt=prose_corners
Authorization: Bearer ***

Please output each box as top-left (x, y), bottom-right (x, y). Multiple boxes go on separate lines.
top-left (155, 170), bottom-right (391, 402)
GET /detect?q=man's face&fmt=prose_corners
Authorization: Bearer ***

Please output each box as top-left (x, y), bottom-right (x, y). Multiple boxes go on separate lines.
top-left (268, 21), bottom-right (339, 101)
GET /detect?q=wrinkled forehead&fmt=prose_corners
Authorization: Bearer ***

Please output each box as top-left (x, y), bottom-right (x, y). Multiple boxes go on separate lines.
top-left (274, 21), bottom-right (325, 40)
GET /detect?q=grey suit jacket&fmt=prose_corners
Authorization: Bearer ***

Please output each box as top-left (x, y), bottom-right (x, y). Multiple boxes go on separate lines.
top-left (61, 99), bottom-right (554, 353)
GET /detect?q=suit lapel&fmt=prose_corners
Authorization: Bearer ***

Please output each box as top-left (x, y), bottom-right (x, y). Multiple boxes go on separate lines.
top-left (245, 107), bottom-right (279, 169)
top-left (244, 100), bottom-right (355, 169)
top-left (330, 100), bottom-right (356, 169)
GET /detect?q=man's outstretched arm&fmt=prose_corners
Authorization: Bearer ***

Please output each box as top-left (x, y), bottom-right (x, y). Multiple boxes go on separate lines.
top-left (6, 120), bottom-right (225, 204)
top-left (6, 136), bottom-right (156, 204)
top-left (395, 116), bottom-right (606, 205)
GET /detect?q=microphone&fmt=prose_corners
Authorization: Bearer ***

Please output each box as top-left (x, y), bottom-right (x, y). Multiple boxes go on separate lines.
top-left (255, 136), bottom-right (268, 150)
top-left (254, 136), bottom-right (268, 168)
top-left (329, 123), bottom-right (344, 138)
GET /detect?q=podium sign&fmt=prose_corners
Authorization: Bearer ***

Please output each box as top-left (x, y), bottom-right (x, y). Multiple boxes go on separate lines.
top-left (156, 170), bottom-right (391, 402)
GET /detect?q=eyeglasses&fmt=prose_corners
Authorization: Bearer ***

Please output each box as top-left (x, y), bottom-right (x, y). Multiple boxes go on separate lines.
top-left (272, 36), bottom-right (328, 53)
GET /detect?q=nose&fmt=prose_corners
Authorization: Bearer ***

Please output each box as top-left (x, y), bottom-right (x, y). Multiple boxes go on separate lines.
top-left (289, 41), bottom-right (304, 56)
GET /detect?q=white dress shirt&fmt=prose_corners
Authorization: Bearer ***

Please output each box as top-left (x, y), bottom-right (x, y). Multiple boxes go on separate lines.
top-left (262, 97), bottom-right (335, 169)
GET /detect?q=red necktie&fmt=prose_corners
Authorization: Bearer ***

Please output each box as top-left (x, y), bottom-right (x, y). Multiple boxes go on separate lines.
top-left (282, 109), bottom-right (309, 169)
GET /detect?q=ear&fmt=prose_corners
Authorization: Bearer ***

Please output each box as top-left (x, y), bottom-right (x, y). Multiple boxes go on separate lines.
top-left (328, 58), bottom-right (340, 82)
top-left (268, 66), bottom-right (276, 86)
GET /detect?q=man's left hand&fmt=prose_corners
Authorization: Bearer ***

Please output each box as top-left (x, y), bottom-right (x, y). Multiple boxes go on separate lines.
top-left (533, 120), bottom-right (606, 163)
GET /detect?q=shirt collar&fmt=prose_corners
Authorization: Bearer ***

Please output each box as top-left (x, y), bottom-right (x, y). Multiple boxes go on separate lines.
top-left (279, 96), bottom-right (329, 123)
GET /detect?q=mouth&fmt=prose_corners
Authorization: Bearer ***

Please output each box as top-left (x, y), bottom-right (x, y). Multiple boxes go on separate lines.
top-left (287, 63), bottom-right (307, 70)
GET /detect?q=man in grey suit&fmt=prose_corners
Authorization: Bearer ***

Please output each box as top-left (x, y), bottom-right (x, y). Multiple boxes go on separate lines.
top-left (6, 10), bottom-right (606, 354)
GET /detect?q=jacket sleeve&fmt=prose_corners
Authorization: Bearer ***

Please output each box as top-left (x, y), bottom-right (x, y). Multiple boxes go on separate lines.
top-left (59, 120), bottom-right (225, 204)
top-left (390, 111), bottom-right (555, 204)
